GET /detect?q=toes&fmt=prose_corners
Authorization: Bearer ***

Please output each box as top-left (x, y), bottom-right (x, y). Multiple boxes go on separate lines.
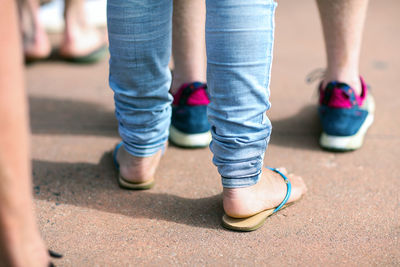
top-left (276, 167), bottom-right (288, 175)
top-left (288, 173), bottom-right (302, 184)
top-left (288, 174), bottom-right (307, 192)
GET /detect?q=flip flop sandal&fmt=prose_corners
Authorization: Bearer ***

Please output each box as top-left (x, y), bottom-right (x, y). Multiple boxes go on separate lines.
top-left (113, 142), bottom-right (155, 190)
top-left (222, 167), bottom-right (292, 232)
top-left (24, 49), bottom-right (54, 65)
top-left (25, 55), bottom-right (50, 65)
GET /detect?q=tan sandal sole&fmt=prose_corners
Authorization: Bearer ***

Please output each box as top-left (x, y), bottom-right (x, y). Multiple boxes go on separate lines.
top-left (222, 203), bottom-right (293, 232)
top-left (118, 175), bottom-right (155, 190)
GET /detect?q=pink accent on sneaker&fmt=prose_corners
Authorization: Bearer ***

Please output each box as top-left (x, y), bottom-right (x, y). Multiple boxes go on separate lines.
top-left (187, 88), bottom-right (210, 106)
top-left (172, 83), bottom-right (210, 106)
top-left (172, 83), bottom-right (186, 106)
top-left (325, 87), bottom-right (353, 108)
top-left (319, 76), bottom-right (367, 109)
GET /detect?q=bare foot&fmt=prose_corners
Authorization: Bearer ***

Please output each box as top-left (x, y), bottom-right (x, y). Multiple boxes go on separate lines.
top-left (23, 28), bottom-right (51, 60)
top-left (223, 168), bottom-right (307, 218)
top-left (59, 25), bottom-right (106, 59)
top-left (115, 144), bottom-right (164, 183)
top-left (19, 0), bottom-right (51, 60)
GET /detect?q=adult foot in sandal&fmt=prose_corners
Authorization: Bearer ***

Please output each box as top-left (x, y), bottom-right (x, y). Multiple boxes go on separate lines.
top-left (114, 143), bottom-right (163, 186)
top-left (223, 168), bottom-right (307, 219)
top-left (19, 0), bottom-right (52, 61)
top-left (59, 24), bottom-right (106, 62)
top-left (58, 0), bottom-right (107, 63)
top-left (23, 25), bottom-right (51, 62)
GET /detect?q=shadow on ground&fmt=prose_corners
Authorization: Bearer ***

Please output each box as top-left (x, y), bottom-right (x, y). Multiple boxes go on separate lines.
top-left (269, 105), bottom-right (322, 151)
top-left (30, 98), bottom-right (321, 230)
top-left (29, 95), bottom-right (321, 151)
top-left (32, 152), bottom-right (223, 230)
top-left (29, 96), bottom-right (118, 136)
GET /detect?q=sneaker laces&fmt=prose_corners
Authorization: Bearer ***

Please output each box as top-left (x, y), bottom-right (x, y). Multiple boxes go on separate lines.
top-left (305, 68), bottom-right (326, 84)
top-left (305, 68), bottom-right (326, 100)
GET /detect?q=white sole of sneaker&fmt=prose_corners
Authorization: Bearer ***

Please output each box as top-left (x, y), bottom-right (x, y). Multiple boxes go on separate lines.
top-left (169, 125), bottom-right (212, 148)
top-left (320, 94), bottom-right (375, 151)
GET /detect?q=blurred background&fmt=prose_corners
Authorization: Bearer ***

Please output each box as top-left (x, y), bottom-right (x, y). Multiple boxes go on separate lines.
top-left (39, 0), bottom-right (106, 32)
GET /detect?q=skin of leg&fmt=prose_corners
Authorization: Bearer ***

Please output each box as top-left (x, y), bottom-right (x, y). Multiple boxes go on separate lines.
top-left (59, 0), bottom-right (106, 57)
top-left (0, 1), bottom-right (49, 266)
top-left (170, 0), bottom-right (207, 93)
top-left (17, 0), bottom-right (51, 59)
top-left (317, 0), bottom-right (369, 94)
top-left (204, 1), bottom-right (306, 218)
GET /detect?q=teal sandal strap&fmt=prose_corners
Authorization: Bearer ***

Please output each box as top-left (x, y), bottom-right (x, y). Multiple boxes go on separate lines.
top-left (113, 141), bottom-right (123, 171)
top-left (265, 166), bottom-right (292, 213)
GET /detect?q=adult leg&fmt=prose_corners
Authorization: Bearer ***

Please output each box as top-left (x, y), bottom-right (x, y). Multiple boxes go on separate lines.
top-left (0, 1), bottom-right (49, 266)
top-left (59, 0), bottom-right (106, 59)
top-left (205, 0), bottom-right (306, 218)
top-left (108, 0), bottom-right (173, 182)
top-left (317, 0), bottom-right (369, 94)
top-left (171, 0), bottom-right (206, 93)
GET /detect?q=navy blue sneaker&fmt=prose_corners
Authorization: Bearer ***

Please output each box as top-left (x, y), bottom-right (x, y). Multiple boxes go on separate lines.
top-left (170, 82), bottom-right (211, 148)
top-left (318, 77), bottom-right (375, 151)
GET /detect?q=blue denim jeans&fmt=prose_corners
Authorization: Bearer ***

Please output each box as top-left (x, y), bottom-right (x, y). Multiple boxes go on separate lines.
top-left (108, 0), bottom-right (277, 188)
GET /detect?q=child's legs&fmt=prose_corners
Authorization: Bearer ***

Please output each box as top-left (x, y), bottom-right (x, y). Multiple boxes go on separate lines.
top-left (108, 0), bottom-right (173, 157)
top-left (317, 0), bottom-right (369, 93)
top-left (171, 0), bottom-right (206, 93)
top-left (206, 0), bottom-right (276, 188)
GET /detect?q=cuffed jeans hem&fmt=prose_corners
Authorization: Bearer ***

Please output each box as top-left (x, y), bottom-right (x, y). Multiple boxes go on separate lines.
top-left (122, 140), bottom-right (167, 158)
top-left (221, 171), bottom-right (261, 188)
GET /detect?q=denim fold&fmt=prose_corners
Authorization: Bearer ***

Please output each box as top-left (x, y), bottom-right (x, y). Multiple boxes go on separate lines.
top-left (107, 0), bottom-right (277, 187)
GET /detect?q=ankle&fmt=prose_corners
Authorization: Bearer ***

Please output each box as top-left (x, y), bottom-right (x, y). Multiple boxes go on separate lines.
top-left (170, 78), bottom-right (187, 94)
top-left (171, 76), bottom-right (206, 95)
top-left (324, 71), bottom-right (362, 95)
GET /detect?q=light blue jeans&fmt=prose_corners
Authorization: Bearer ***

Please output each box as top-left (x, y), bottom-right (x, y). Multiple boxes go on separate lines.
top-left (108, 0), bottom-right (277, 188)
